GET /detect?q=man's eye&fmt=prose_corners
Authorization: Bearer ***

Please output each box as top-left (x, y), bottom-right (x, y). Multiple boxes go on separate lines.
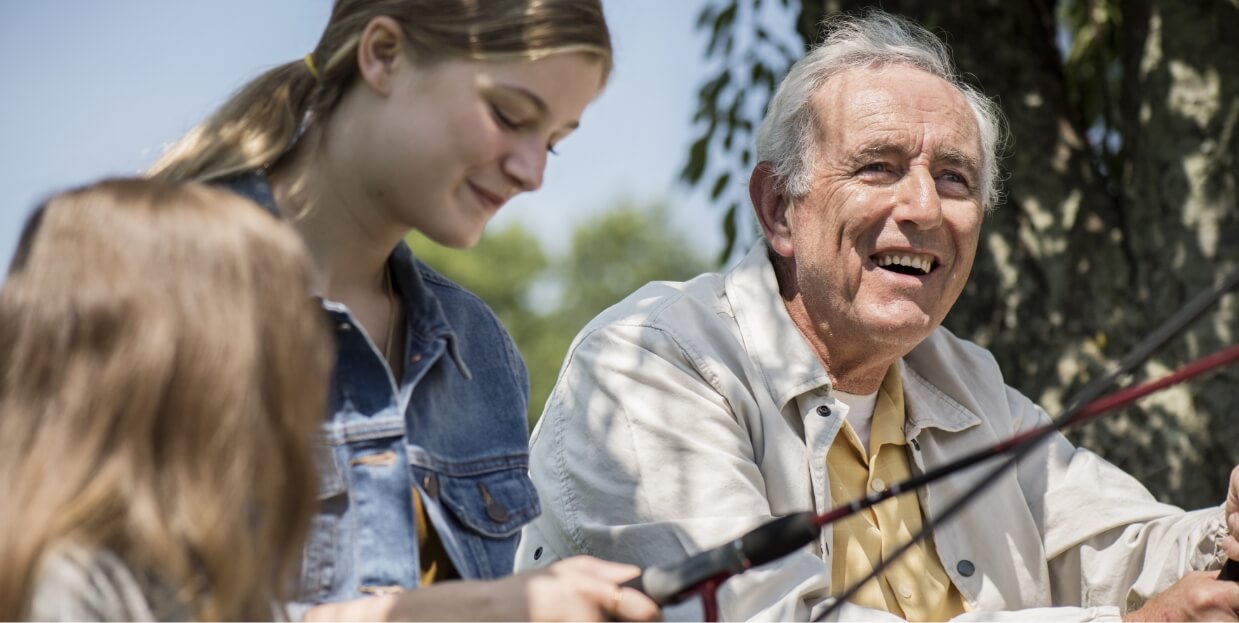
top-left (938, 171), bottom-right (970, 187)
top-left (857, 162), bottom-right (897, 179)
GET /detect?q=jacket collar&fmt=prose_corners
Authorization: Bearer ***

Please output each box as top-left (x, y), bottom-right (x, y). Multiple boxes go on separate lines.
top-left (901, 362), bottom-right (983, 438)
top-left (388, 242), bottom-right (471, 379)
top-left (725, 243), bottom-right (832, 413)
top-left (220, 171), bottom-right (469, 378)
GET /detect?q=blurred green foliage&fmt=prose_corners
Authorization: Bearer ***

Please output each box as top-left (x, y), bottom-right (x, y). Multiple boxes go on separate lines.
top-left (408, 202), bottom-right (710, 427)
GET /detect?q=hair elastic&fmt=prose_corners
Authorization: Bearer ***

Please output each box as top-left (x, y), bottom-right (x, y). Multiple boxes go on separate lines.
top-left (303, 54), bottom-right (319, 80)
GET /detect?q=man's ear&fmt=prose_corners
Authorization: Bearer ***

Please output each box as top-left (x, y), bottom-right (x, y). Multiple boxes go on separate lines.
top-left (750, 162), bottom-right (794, 258)
top-left (357, 16), bottom-right (408, 97)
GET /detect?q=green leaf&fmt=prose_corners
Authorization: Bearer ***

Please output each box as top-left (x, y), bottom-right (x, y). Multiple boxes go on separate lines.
top-left (718, 203), bottom-right (738, 266)
top-left (706, 2), bottom-right (739, 56)
top-left (696, 4), bottom-right (716, 30)
top-left (751, 62), bottom-right (767, 83)
top-left (711, 172), bottom-right (732, 200)
top-left (682, 135), bottom-right (710, 183)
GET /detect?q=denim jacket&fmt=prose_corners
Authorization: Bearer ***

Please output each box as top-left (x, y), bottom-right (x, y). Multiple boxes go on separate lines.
top-left (222, 174), bottom-right (538, 607)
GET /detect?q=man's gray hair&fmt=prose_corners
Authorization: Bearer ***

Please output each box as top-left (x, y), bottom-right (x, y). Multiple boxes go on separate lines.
top-left (755, 11), bottom-right (1007, 209)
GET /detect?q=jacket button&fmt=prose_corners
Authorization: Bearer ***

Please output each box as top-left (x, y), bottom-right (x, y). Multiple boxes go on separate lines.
top-left (816, 405), bottom-right (832, 417)
top-left (957, 560), bottom-right (975, 577)
top-left (478, 483), bottom-right (509, 523)
top-left (533, 546), bottom-right (543, 560)
top-left (486, 500), bottom-right (510, 523)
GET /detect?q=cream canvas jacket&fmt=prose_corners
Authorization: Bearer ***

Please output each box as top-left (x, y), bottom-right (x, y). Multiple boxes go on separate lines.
top-left (517, 244), bottom-right (1228, 621)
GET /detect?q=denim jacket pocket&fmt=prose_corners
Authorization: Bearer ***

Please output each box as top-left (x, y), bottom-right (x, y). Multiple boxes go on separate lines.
top-left (300, 444), bottom-right (350, 601)
top-left (315, 444), bottom-right (348, 500)
top-left (437, 466), bottom-right (541, 538)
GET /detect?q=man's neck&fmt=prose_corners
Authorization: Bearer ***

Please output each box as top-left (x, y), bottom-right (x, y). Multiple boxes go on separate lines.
top-left (772, 253), bottom-right (908, 395)
top-left (785, 296), bottom-right (900, 394)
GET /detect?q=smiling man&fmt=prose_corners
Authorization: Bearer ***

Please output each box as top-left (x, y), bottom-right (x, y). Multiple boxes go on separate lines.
top-left (516, 11), bottom-right (1239, 622)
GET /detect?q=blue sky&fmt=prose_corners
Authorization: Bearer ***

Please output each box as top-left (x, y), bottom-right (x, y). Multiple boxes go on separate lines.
top-left (0, 0), bottom-right (762, 270)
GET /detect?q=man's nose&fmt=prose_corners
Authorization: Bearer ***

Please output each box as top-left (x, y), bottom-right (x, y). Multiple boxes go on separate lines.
top-left (892, 167), bottom-right (944, 230)
top-left (502, 136), bottom-right (547, 192)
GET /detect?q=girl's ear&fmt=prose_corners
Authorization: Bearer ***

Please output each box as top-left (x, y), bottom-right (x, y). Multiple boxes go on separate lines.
top-left (356, 16), bottom-right (409, 96)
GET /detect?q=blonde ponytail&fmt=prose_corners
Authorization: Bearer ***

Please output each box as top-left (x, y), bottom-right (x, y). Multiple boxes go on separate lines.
top-left (148, 62), bottom-right (317, 182)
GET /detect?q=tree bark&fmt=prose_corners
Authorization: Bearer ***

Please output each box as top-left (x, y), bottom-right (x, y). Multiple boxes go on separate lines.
top-left (1104, 0), bottom-right (1239, 505)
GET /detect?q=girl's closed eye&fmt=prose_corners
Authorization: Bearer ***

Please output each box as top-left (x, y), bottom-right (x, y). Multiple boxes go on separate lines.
top-left (491, 104), bottom-right (523, 130)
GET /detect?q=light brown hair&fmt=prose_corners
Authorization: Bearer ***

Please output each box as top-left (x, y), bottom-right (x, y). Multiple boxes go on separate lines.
top-left (0, 179), bottom-right (332, 620)
top-left (148, 0), bottom-right (613, 183)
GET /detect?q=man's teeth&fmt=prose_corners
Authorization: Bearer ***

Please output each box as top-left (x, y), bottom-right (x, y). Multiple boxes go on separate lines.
top-left (875, 254), bottom-right (933, 274)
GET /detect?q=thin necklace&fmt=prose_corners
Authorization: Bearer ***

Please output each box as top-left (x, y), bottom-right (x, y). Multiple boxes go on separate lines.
top-left (382, 265), bottom-right (397, 367)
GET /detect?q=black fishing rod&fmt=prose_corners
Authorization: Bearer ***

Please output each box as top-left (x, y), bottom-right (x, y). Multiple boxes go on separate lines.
top-left (624, 268), bottom-right (1239, 618)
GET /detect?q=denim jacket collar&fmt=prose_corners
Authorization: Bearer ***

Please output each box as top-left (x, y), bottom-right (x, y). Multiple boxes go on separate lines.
top-left (222, 171), bottom-right (469, 378)
top-left (387, 243), bottom-right (471, 380)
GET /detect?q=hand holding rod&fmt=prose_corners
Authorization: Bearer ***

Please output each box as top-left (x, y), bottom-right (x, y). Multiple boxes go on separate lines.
top-left (621, 512), bottom-right (819, 604)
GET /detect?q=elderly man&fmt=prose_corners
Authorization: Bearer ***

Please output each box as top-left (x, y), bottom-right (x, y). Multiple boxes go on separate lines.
top-left (516, 11), bottom-right (1239, 622)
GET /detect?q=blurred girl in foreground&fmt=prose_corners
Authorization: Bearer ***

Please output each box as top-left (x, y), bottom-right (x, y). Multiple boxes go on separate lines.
top-left (0, 179), bottom-right (333, 620)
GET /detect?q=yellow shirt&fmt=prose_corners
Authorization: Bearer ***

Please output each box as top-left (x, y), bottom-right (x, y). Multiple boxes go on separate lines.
top-left (411, 486), bottom-right (457, 585)
top-left (826, 364), bottom-right (968, 621)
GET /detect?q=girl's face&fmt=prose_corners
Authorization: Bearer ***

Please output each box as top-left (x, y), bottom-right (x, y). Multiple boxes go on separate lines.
top-left (357, 51), bottom-right (604, 248)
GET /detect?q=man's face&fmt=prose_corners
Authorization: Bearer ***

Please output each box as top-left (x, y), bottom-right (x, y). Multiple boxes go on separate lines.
top-left (781, 64), bottom-right (983, 352)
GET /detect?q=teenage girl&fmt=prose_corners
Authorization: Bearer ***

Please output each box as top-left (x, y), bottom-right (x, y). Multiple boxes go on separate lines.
top-left (148, 1), bottom-right (657, 620)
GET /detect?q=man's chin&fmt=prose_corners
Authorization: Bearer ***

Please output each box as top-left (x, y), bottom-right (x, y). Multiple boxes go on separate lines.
top-left (856, 306), bottom-right (940, 345)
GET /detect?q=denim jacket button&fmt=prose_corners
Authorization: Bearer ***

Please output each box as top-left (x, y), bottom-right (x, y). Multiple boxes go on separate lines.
top-left (478, 482), bottom-right (510, 523)
top-left (486, 500), bottom-right (510, 523)
top-left (422, 474), bottom-right (439, 499)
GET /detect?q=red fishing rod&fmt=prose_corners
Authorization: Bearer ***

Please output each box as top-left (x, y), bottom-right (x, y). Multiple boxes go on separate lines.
top-left (623, 269), bottom-right (1239, 620)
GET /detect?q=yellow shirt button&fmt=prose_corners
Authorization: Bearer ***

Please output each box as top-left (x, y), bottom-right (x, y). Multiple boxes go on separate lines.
top-left (871, 477), bottom-right (885, 491)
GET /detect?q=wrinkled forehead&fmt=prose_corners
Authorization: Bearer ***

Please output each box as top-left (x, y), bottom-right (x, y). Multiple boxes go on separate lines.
top-left (811, 65), bottom-right (981, 158)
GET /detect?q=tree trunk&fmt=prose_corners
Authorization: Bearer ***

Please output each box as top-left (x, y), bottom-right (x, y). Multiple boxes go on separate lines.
top-left (1106, 0), bottom-right (1239, 505)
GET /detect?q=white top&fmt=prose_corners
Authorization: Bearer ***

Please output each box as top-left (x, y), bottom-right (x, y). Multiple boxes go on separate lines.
top-left (832, 389), bottom-right (878, 452)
